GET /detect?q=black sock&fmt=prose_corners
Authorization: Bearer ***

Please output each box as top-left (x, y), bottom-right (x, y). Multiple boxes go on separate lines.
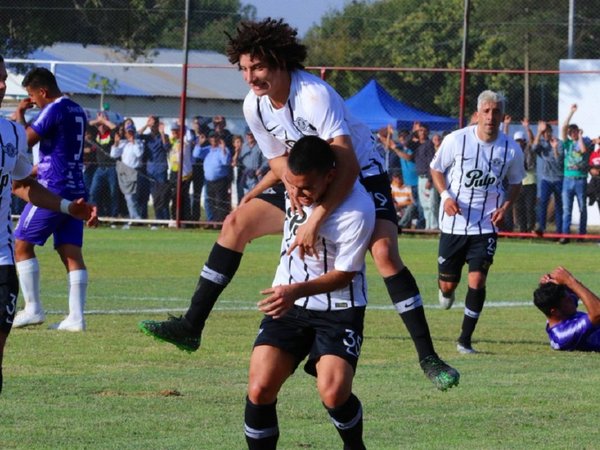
top-left (184, 243), bottom-right (243, 333)
top-left (458, 287), bottom-right (486, 346)
top-left (244, 397), bottom-right (279, 450)
top-left (326, 393), bottom-right (365, 450)
top-left (384, 268), bottom-right (436, 361)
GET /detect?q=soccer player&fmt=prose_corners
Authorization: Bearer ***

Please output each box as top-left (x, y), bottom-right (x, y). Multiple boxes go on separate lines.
top-left (430, 90), bottom-right (525, 354)
top-left (534, 266), bottom-right (600, 352)
top-left (244, 136), bottom-right (371, 450)
top-left (140, 18), bottom-right (459, 390)
top-left (12, 67), bottom-right (92, 331)
top-left (0, 55), bottom-right (96, 393)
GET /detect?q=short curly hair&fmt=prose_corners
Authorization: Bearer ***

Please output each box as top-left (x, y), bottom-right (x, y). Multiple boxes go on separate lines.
top-left (226, 18), bottom-right (307, 71)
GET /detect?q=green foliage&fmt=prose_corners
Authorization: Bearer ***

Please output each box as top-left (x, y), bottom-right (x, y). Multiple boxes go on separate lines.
top-left (305, 0), bottom-right (600, 122)
top-left (0, 0), bottom-right (250, 59)
top-left (2, 228), bottom-right (600, 448)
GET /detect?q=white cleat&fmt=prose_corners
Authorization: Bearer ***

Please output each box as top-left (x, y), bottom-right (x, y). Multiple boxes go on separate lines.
top-left (48, 318), bottom-right (86, 332)
top-left (12, 310), bottom-right (46, 328)
top-left (456, 342), bottom-right (478, 354)
top-left (438, 290), bottom-right (455, 310)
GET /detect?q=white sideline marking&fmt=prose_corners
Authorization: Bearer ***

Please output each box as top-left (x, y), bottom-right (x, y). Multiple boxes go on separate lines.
top-left (41, 300), bottom-right (532, 315)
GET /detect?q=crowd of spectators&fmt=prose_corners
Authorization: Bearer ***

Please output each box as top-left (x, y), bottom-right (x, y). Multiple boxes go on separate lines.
top-left (15, 110), bottom-right (600, 236)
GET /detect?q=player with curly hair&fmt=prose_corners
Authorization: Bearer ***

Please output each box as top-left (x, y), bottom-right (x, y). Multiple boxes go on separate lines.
top-left (140, 18), bottom-right (459, 392)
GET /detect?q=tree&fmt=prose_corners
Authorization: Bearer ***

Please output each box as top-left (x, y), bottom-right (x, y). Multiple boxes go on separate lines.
top-left (0, 0), bottom-right (250, 59)
top-left (304, 0), bottom-right (600, 122)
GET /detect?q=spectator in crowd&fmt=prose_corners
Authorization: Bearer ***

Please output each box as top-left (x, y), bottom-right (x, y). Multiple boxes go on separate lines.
top-left (212, 115), bottom-right (233, 148)
top-left (430, 133), bottom-right (443, 225)
top-left (111, 123), bottom-right (144, 226)
top-left (192, 127), bottom-right (210, 222)
top-left (137, 115), bottom-right (171, 221)
top-left (232, 128), bottom-right (267, 204)
top-left (408, 122), bottom-right (437, 230)
top-left (88, 112), bottom-right (119, 218)
top-left (387, 128), bottom-right (425, 228)
top-left (533, 121), bottom-right (563, 236)
top-left (376, 126), bottom-right (401, 176)
top-left (83, 125), bottom-right (99, 192)
top-left (168, 122), bottom-right (193, 223)
top-left (559, 104), bottom-right (588, 244)
top-left (513, 126), bottom-right (537, 233)
top-left (586, 137), bottom-right (600, 214)
top-left (390, 169), bottom-right (415, 229)
top-left (534, 266), bottom-right (600, 352)
top-left (203, 132), bottom-right (232, 223)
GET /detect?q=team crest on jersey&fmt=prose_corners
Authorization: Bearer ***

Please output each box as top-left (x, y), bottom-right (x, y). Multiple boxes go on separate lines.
top-left (1, 142), bottom-right (18, 158)
top-left (293, 118), bottom-right (318, 135)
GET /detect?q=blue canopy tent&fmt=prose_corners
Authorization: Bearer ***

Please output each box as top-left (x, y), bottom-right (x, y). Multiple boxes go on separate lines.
top-left (345, 79), bottom-right (458, 131)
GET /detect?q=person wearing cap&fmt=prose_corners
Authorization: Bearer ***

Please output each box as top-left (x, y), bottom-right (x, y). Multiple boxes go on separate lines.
top-left (111, 122), bottom-right (144, 224)
top-left (513, 122), bottom-right (537, 233)
top-left (203, 131), bottom-right (232, 222)
top-left (168, 122), bottom-right (193, 223)
top-left (558, 104), bottom-right (588, 244)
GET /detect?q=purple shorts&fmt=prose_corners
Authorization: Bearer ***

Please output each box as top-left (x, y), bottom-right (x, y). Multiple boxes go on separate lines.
top-left (14, 203), bottom-right (84, 248)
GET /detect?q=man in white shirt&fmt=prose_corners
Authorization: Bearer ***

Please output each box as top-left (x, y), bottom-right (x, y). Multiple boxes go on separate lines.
top-left (244, 136), bottom-right (372, 450)
top-left (430, 90), bottom-right (525, 354)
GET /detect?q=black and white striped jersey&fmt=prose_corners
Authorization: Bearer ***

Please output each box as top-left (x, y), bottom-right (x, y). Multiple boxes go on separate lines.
top-left (243, 69), bottom-right (385, 178)
top-left (0, 118), bottom-right (33, 264)
top-left (272, 183), bottom-right (375, 311)
top-left (430, 125), bottom-right (525, 235)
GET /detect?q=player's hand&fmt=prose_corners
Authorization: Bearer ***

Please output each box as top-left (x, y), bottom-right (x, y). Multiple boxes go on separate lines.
top-left (548, 266), bottom-right (574, 286)
top-left (442, 197), bottom-right (461, 216)
top-left (287, 213), bottom-right (319, 260)
top-left (69, 198), bottom-right (99, 227)
top-left (258, 285), bottom-right (297, 318)
top-left (17, 97), bottom-right (35, 112)
top-left (490, 206), bottom-right (506, 227)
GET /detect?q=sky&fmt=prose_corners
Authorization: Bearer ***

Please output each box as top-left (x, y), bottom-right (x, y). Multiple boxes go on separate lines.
top-left (247, 0), bottom-right (353, 36)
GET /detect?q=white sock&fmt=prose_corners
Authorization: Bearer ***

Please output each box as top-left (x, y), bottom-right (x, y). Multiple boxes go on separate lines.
top-left (16, 258), bottom-right (42, 314)
top-left (67, 269), bottom-right (88, 323)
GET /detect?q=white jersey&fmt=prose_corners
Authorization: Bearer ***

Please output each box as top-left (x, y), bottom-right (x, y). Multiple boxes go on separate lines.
top-left (273, 183), bottom-right (375, 311)
top-left (0, 118), bottom-right (34, 265)
top-left (430, 125), bottom-right (525, 235)
top-left (243, 70), bottom-right (384, 178)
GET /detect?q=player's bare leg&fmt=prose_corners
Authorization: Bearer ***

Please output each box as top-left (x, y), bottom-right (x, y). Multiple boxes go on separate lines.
top-left (139, 198), bottom-right (285, 351)
top-left (370, 219), bottom-right (460, 391)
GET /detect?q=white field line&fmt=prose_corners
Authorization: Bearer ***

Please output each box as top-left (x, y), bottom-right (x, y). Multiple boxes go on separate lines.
top-left (40, 300), bottom-right (533, 315)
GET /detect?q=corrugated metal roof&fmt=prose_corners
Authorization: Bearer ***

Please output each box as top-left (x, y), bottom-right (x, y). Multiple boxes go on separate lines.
top-left (16, 43), bottom-right (248, 100)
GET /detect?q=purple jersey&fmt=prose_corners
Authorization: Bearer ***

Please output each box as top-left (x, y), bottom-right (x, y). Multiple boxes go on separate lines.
top-left (546, 311), bottom-right (600, 351)
top-left (30, 96), bottom-right (86, 198)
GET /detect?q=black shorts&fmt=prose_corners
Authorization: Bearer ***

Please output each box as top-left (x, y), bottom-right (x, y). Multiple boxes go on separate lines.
top-left (253, 305), bottom-right (365, 377)
top-left (256, 183), bottom-right (286, 212)
top-left (359, 173), bottom-right (398, 224)
top-left (0, 265), bottom-right (19, 333)
top-left (256, 173), bottom-right (398, 225)
top-left (438, 233), bottom-right (497, 283)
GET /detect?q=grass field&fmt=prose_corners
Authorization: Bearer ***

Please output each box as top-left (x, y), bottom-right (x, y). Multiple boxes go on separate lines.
top-left (3, 228), bottom-right (599, 449)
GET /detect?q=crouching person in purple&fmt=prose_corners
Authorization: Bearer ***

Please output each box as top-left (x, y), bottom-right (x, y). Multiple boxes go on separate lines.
top-left (12, 67), bottom-right (92, 332)
top-left (534, 266), bottom-right (600, 351)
